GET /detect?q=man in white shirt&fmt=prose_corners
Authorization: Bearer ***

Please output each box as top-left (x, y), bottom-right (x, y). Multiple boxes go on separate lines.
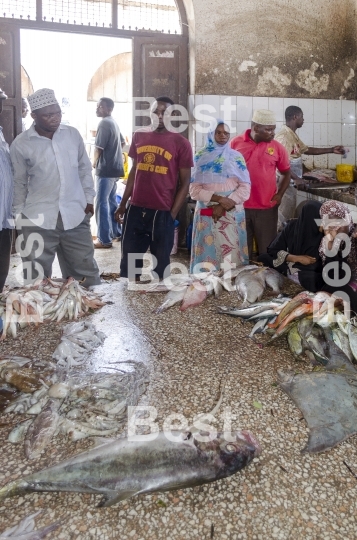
top-left (10, 88), bottom-right (100, 287)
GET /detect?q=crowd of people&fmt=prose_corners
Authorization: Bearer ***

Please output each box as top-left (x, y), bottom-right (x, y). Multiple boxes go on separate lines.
top-left (0, 86), bottom-right (355, 320)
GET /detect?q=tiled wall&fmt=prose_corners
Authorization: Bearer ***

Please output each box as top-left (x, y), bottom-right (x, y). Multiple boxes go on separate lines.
top-left (188, 95), bottom-right (356, 169)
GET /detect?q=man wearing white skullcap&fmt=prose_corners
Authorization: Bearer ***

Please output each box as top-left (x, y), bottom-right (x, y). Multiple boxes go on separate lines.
top-left (10, 88), bottom-right (100, 286)
top-left (230, 109), bottom-right (291, 260)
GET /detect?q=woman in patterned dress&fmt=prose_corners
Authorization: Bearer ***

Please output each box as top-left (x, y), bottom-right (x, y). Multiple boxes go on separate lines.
top-left (189, 120), bottom-right (251, 274)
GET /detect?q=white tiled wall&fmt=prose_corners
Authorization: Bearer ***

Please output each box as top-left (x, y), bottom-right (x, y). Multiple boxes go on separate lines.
top-left (188, 95), bottom-right (357, 169)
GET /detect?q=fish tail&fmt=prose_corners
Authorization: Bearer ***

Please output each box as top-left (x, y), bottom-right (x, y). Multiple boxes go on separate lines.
top-left (0, 480), bottom-right (28, 500)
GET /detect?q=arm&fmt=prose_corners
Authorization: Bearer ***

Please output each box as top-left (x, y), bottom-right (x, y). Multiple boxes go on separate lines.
top-left (271, 170), bottom-right (291, 205)
top-left (92, 147), bottom-right (102, 169)
top-left (77, 135), bottom-right (96, 214)
top-left (114, 160), bottom-right (136, 222)
top-left (171, 168), bottom-right (191, 219)
top-left (9, 142), bottom-right (29, 216)
top-left (305, 146), bottom-right (345, 155)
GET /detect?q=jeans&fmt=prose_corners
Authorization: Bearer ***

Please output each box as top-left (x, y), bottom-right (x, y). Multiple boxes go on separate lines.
top-left (95, 177), bottom-right (122, 245)
top-left (120, 205), bottom-right (175, 280)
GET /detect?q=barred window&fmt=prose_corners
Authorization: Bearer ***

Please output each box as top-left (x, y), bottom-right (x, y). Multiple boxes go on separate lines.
top-left (0, 0), bottom-right (182, 34)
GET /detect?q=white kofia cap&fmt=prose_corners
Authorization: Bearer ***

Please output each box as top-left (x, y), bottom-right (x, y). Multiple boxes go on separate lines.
top-left (28, 88), bottom-right (59, 112)
top-left (252, 109), bottom-right (276, 125)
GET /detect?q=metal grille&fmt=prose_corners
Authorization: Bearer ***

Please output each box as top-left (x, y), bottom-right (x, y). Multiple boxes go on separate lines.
top-left (0, 0), bottom-right (182, 33)
top-left (118, 0), bottom-right (181, 34)
top-left (42, 0), bottom-right (112, 27)
top-left (1, 0), bottom-right (36, 20)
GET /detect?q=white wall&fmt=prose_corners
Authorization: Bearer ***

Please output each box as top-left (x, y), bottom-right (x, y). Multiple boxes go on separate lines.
top-left (189, 95), bottom-right (356, 169)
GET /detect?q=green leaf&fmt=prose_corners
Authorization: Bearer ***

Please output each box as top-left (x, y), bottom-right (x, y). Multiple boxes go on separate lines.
top-left (157, 499), bottom-right (167, 508)
top-left (253, 401), bottom-right (263, 410)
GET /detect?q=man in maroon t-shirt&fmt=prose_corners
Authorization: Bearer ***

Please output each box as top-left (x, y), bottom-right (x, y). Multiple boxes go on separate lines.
top-left (115, 97), bottom-right (193, 281)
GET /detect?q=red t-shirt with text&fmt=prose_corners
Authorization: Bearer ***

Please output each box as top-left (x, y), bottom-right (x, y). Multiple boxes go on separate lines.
top-left (129, 129), bottom-right (193, 211)
top-left (230, 130), bottom-right (290, 210)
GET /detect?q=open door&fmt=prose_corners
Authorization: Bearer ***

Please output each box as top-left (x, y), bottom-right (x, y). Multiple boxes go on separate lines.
top-left (0, 23), bottom-right (22, 143)
top-left (133, 35), bottom-right (188, 130)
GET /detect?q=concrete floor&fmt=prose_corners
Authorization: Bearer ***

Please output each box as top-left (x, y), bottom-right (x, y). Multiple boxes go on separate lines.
top-left (0, 244), bottom-right (357, 539)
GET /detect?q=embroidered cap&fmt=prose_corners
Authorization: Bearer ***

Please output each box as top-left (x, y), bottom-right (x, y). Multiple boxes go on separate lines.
top-left (28, 88), bottom-right (59, 112)
top-left (252, 109), bottom-right (276, 126)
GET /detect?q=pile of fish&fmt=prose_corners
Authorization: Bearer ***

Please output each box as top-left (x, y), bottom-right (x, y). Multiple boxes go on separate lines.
top-left (0, 511), bottom-right (60, 539)
top-left (3, 357), bottom-right (149, 458)
top-left (134, 265), bottom-right (284, 314)
top-left (0, 277), bottom-right (106, 339)
top-left (52, 321), bottom-right (106, 369)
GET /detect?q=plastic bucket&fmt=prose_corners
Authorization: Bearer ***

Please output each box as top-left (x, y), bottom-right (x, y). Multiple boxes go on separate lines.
top-left (336, 164), bottom-right (354, 183)
top-left (170, 220), bottom-right (180, 255)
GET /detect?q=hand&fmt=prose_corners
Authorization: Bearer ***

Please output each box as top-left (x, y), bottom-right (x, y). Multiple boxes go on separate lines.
top-left (332, 145), bottom-right (345, 155)
top-left (218, 197), bottom-right (236, 212)
top-left (171, 211), bottom-right (176, 220)
top-left (212, 204), bottom-right (226, 223)
top-left (270, 193), bottom-right (283, 206)
top-left (85, 204), bottom-right (94, 215)
top-left (114, 203), bottom-right (126, 224)
top-left (296, 255), bottom-right (317, 266)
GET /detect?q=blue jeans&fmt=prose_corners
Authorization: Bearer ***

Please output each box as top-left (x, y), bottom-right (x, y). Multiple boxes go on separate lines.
top-left (95, 177), bottom-right (122, 245)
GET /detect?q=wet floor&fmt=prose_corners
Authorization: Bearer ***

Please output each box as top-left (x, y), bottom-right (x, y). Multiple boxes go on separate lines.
top-left (0, 244), bottom-right (357, 539)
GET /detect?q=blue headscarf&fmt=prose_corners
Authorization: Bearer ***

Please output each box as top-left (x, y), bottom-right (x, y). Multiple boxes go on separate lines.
top-left (191, 119), bottom-right (250, 185)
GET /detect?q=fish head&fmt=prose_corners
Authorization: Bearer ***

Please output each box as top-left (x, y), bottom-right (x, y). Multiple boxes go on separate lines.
top-left (194, 431), bottom-right (261, 477)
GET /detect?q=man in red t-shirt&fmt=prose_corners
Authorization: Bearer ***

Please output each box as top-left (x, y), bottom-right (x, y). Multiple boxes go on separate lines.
top-left (115, 97), bottom-right (193, 281)
top-left (230, 109), bottom-right (291, 260)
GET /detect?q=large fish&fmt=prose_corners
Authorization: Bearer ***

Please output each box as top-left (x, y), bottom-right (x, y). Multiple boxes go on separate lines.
top-left (236, 269), bottom-right (266, 307)
top-left (271, 301), bottom-right (314, 339)
top-left (0, 430), bottom-right (260, 507)
top-left (264, 268), bottom-right (284, 295)
top-left (287, 324), bottom-right (303, 359)
top-left (348, 322), bottom-right (357, 363)
top-left (180, 282), bottom-right (207, 311)
top-left (268, 292), bottom-right (312, 329)
top-left (278, 370), bottom-right (357, 453)
top-left (216, 300), bottom-right (284, 320)
top-left (321, 327), bottom-right (356, 373)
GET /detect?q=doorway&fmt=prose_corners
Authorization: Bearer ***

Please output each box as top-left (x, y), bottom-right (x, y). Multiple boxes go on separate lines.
top-left (20, 29), bottom-right (133, 142)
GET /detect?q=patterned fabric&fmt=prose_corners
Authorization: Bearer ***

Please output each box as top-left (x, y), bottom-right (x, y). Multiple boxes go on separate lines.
top-left (319, 200), bottom-right (354, 263)
top-left (273, 250), bottom-right (288, 268)
top-left (0, 127), bottom-right (14, 231)
top-left (28, 88), bottom-right (59, 111)
top-left (191, 119), bottom-right (250, 186)
top-left (319, 200), bottom-right (357, 280)
top-left (189, 191), bottom-right (248, 273)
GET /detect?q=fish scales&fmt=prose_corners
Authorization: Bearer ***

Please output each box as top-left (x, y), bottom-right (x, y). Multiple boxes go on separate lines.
top-left (0, 431), bottom-right (260, 507)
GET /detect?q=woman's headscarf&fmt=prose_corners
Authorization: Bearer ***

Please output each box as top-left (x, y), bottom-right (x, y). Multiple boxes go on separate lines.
top-left (191, 119), bottom-right (250, 185)
top-left (319, 200), bottom-right (356, 268)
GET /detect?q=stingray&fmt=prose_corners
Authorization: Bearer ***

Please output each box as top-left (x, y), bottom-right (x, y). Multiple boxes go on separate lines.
top-left (278, 370), bottom-right (357, 453)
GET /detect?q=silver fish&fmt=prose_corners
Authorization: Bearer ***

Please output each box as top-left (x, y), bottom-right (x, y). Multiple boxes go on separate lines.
top-left (249, 318), bottom-right (269, 338)
top-left (236, 269), bottom-right (266, 307)
top-left (264, 268), bottom-right (284, 294)
top-left (278, 370), bottom-right (357, 453)
top-left (24, 399), bottom-right (61, 460)
top-left (0, 512), bottom-right (60, 539)
top-left (180, 282), bottom-right (207, 311)
top-left (0, 430), bottom-right (260, 507)
top-left (8, 419), bottom-right (34, 444)
top-left (155, 287), bottom-right (187, 314)
top-left (332, 326), bottom-right (354, 364)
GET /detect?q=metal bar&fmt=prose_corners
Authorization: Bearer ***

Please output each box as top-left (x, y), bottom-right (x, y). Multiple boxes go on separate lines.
top-left (0, 17), bottom-right (188, 40)
top-left (36, 0), bottom-right (42, 22)
top-left (111, 0), bottom-right (118, 29)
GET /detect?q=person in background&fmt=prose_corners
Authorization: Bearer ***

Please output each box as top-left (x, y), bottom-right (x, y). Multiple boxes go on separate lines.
top-left (10, 88), bottom-right (100, 287)
top-left (319, 200), bottom-right (357, 314)
top-left (258, 201), bottom-right (324, 292)
top-left (230, 109), bottom-right (291, 261)
top-left (92, 97), bottom-right (125, 249)
top-left (115, 97), bottom-right (193, 282)
top-left (0, 118), bottom-right (14, 293)
top-left (21, 98), bottom-right (29, 132)
top-left (189, 119), bottom-right (251, 273)
top-left (275, 106), bottom-right (345, 226)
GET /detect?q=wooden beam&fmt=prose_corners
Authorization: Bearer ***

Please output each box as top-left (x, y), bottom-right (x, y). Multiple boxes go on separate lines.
top-left (36, 0), bottom-right (42, 22)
